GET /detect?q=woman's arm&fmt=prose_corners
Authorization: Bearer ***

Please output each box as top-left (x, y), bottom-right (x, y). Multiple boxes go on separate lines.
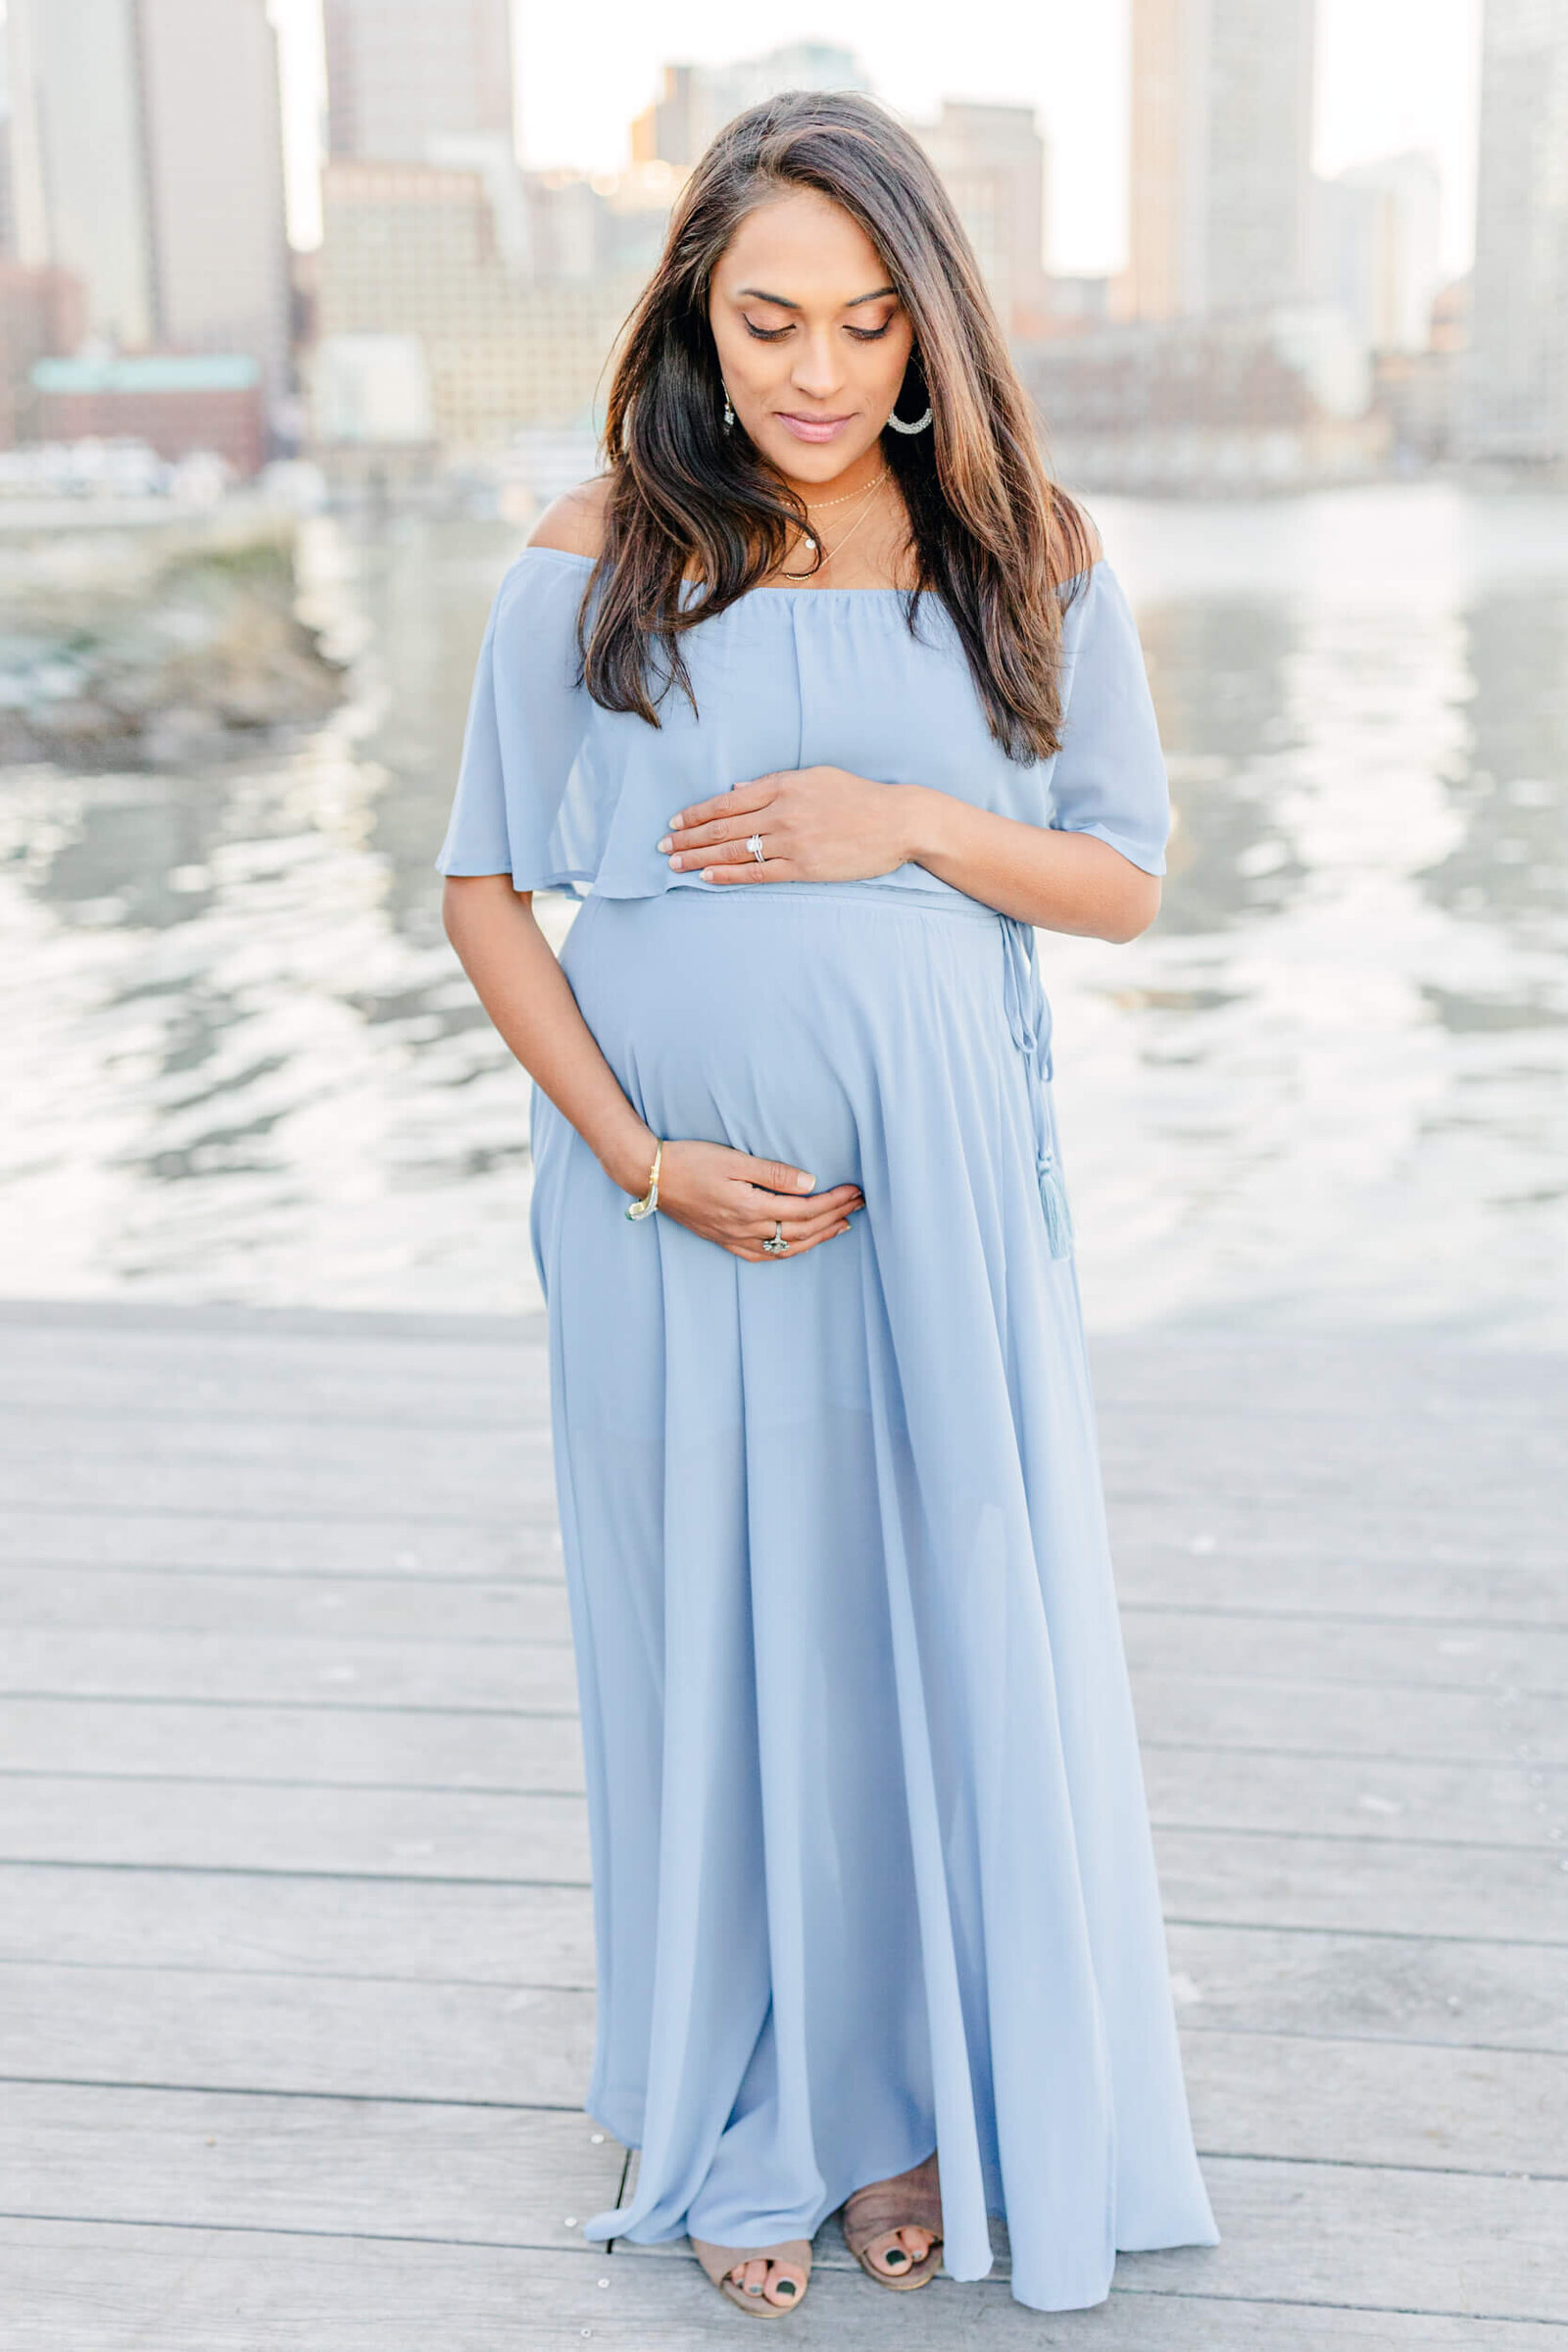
top-left (441, 876), bottom-right (863, 1258)
top-left (442, 875), bottom-right (656, 1197)
top-left (659, 771), bottom-right (1161, 944)
top-left (902, 788), bottom-right (1160, 943)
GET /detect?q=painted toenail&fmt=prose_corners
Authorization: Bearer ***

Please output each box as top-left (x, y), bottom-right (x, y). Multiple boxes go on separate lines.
top-left (776, 2280), bottom-right (797, 2296)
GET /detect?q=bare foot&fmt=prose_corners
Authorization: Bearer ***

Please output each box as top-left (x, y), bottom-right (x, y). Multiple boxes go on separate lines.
top-left (725, 2254), bottom-right (808, 2308)
top-left (849, 2149), bottom-right (943, 2279)
top-left (862, 2222), bottom-right (937, 2277)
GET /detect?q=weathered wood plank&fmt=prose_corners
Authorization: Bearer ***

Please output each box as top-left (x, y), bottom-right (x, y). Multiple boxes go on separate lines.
top-left (0, 1778), bottom-right (592, 1879)
top-left (3, 1748), bottom-right (1560, 1884)
top-left (6, 1692), bottom-right (1562, 1850)
top-left (0, 1454), bottom-right (556, 1517)
top-left (11, 1564), bottom-right (1568, 1702)
top-left (1107, 1494), bottom-right (1568, 1578)
top-left (9, 1624), bottom-right (1562, 1768)
top-left (0, 2085), bottom-right (621, 2243)
top-left (0, 1565), bottom-right (574, 1642)
top-left (0, 1696), bottom-right (584, 1788)
top-left (1182, 2032), bottom-right (1568, 2173)
top-left (2, 2157), bottom-right (1566, 2336)
top-left (1157, 1825), bottom-right (1568, 1943)
top-left (0, 1627), bottom-right (580, 1710)
top-left (0, 1863), bottom-right (597, 1983)
top-left (1144, 1744), bottom-right (1568, 1849)
top-left (1134, 1673), bottom-right (1566, 1765)
top-left (1115, 1543), bottom-right (1568, 1627)
top-left (1123, 1608), bottom-right (1568, 1694)
top-left (1121, 2155), bottom-right (1568, 2323)
top-left (10, 2220), bottom-right (1564, 2352)
top-left (1087, 1332), bottom-right (1568, 1419)
top-left (0, 1962), bottom-right (596, 2104)
top-left (6, 1862), bottom-right (1563, 2051)
top-left (6, 1971), bottom-right (1560, 2178)
top-left (1167, 1920), bottom-right (1568, 2051)
top-left (0, 1508), bottom-right (553, 1575)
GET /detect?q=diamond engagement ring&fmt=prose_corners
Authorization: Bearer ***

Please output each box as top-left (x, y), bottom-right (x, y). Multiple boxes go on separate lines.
top-left (747, 833), bottom-right (766, 863)
top-left (763, 1221), bottom-right (789, 1255)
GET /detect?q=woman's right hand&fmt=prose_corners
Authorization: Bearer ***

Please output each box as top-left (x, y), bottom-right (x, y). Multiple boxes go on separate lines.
top-left (651, 1140), bottom-right (863, 1263)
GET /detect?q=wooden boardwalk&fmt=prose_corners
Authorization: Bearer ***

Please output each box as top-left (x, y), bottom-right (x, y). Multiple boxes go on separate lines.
top-left (1, 1297), bottom-right (1565, 2347)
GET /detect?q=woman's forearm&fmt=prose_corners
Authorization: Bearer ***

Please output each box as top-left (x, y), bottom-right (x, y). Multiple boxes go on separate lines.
top-left (896, 785), bottom-right (1160, 943)
top-left (441, 876), bottom-right (656, 1196)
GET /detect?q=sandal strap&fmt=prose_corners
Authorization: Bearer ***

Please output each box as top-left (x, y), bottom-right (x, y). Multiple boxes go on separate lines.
top-left (691, 2236), bottom-right (812, 2289)
top-left (842, 2159), bottom-right (943, 2257)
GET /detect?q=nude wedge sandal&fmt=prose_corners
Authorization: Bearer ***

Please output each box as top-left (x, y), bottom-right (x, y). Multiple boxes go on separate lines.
top-left (690, 2235), bottom-right (812, 2317)
top-left (842, 2152), bottom-right (944, 2291)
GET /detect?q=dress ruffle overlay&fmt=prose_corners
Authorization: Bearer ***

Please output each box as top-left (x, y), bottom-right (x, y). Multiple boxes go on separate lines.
top-left (437, 547), bottom-right (1219, 2311)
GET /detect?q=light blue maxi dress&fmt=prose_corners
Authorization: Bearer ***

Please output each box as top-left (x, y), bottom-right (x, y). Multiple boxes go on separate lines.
top-left (437, 545), bottom-right (1219, 2312)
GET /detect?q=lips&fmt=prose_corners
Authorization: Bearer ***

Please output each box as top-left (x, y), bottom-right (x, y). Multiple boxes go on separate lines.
top-left (775, 413), bottom-right (855, 444)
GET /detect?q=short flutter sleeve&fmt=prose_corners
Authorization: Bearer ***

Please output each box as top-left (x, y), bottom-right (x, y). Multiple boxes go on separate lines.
top-left (435, 551), bottom-right (598, 891)
top-left (1047, 562), bottom-right (1169, 877)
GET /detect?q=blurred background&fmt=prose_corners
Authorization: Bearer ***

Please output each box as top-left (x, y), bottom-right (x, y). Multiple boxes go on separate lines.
top-left (0, 0), bottom-right (1563, 1342)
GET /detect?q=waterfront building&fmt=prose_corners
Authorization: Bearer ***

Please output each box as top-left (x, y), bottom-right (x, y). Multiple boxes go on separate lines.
top-left (1017, 308), bottom-right (1383, 493)
top-left (1311, 153), bottom-right (1444, 357)
top-left (7, 0), bottom-right (290, 415)
top-left (315, 161), bottom-right (645, 455)
top-left (1124, 0), bottom-right (1317, 321)
top-left (30, 351), bottom-right (267, 475)
top-left (912, 102), bottom-right (1050, 339)
top-left (1461, 0), bottom-right (1568, 464)
top-left (323, 0), bottom-right (514, 164)
top-left (630, 46), bottom-right (869, 168)
top-left (0, 263), bottom-right (85, 445)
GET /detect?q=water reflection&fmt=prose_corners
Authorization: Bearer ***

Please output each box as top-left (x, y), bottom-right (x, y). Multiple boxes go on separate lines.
top-left (2, 487), bottom-right (1565, 1339)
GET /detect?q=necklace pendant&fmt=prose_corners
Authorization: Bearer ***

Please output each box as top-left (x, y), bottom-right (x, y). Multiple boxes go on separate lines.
top-left (805, 535), bottom-right (816, 552)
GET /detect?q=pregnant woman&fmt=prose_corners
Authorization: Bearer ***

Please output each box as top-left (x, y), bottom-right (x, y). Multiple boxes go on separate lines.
top-left (439, 90), bottom-right (1217, 2318)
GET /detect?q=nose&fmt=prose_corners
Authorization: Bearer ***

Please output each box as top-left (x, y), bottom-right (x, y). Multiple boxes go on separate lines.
top-left (789, 327), bottom-right (845, 404)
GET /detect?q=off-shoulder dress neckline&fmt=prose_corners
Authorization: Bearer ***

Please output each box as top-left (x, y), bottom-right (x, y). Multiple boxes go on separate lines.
top-left (515, 543), bottom-right (1103, 601)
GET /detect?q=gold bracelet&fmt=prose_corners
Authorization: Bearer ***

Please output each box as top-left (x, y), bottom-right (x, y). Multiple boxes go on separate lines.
top-left (624, 1137), bottom-right (663, 1221)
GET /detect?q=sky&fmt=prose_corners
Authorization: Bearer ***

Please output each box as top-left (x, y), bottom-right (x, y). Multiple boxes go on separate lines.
top-left (271, 0), bottom-right (1483, 277)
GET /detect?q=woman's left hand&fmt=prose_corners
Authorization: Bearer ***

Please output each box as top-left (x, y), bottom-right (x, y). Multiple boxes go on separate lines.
top-left (659, 768), bottom-right (915, 885)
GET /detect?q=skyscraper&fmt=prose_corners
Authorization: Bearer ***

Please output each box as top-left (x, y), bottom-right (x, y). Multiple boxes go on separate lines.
top-left (7, 0), bottom-right (156, 348)
top-left (1125, 0), bottom-right (1316, 321)
top-left (1462, 0), bottom-right (1568, 462)
top-left (913, 103), bottom-right (1050, 338)
top-left (1312, 153), bottom-right (1443, 357)
top-left (323, 0), bottom-right (515, 164)
top-left (138, 0), bottom-right (291, 404)
top-left (630, 45), bottom-right (869, 169)
top-left (7, 0), bottom-right (290, 405)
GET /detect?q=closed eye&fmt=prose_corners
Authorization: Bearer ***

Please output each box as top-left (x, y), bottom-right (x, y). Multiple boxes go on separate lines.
top-left (742, 318), bottom-right (896, 343)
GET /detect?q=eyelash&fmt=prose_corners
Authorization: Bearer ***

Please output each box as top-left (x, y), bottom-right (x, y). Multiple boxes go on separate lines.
top-left (743, 320), bottom-right (893, 343)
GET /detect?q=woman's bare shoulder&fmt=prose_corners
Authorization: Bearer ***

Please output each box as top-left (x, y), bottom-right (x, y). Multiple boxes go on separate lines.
top-left (527, 475), bottom-right (612, 557)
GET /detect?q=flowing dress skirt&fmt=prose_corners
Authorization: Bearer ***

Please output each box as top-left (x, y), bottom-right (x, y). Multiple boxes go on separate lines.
top-left (529, 880), bottom-right (1217, 2313)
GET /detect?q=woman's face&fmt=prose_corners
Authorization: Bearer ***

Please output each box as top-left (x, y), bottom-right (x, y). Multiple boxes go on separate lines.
top-left (708, 187), bottom-right (915, 490)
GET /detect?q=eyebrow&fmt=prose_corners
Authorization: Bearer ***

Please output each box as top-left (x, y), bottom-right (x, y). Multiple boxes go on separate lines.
top-left (734, 285), bottom-right (898, 311)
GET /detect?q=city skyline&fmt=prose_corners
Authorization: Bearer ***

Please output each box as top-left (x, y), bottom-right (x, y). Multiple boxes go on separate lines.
top-left (269, 0), bottom-right (1482, 278)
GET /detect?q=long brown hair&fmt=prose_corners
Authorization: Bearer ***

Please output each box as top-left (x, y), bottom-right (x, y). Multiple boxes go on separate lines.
top-left (585, 89), bottom-right (1093, 763)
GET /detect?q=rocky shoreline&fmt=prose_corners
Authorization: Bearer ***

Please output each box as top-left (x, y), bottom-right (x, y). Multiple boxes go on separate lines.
top-left (0, 507), bottom-right (346, 767)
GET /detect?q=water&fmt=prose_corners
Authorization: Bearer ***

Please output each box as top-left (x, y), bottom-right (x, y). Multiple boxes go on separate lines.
top-left (2, 484), bottom-right (1565, 1342)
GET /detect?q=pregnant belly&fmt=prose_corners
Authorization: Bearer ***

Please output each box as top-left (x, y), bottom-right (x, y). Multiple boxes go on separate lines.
top-left (557, 883), bottom-right (1011, 1184)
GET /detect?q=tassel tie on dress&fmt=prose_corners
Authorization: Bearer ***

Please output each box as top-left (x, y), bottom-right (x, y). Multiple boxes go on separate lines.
top-left (1000, 914), bottom-right (1074, 1259)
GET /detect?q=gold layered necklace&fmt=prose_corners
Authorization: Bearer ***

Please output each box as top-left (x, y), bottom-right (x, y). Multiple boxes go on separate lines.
top-left (783, 465), bottom-right (889, 578)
